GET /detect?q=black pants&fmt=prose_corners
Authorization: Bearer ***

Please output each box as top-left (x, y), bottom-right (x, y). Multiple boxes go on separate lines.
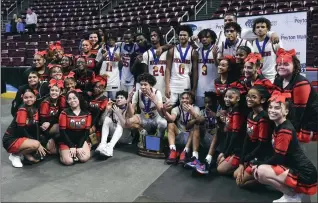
top-left (26, 23), bottom-right (36, 34)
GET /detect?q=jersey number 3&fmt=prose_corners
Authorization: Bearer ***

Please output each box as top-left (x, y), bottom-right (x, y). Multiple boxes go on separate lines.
top-left (153, 66), bottom-right (164, 76)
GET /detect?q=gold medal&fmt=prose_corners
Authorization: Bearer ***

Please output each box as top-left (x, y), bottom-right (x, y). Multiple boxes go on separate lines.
top-left (202, 64), bottom-right (207, 71)
top-left (180, 64), bottom-right (185, 69)
top-left (261, 58), bottom-right (264, 63)
top-left (89, 133), bottom-right (98, 145)
top-left (145, 113), bottom-right (150, 119)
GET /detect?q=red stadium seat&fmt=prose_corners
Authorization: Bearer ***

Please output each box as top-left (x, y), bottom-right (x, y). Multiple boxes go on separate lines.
top-left (264, 3), bottom-right (276, 10)
top-left (251, 4), bottom-right (263, 11)
top-left (276, 2), bottom-right (290, 10)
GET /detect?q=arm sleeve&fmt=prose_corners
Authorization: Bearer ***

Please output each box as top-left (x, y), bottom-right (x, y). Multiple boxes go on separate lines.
top-left (78, 114), bottom-right (92, 147)
top-left (11, 88), bottom-right (23, 117)
top-left (39, 102), bottom-right (50, 124)
top-left (171, 107), bottom-right (179, 117)
top-left (240, 133), bottom-right (250, 164)
top-left (291, 81), bottom-right (311, 131)
top-left (141, 52), bottom-right (149, 65)
top-left (59, 111), bottom-right (75, 148)
top-left (16, 109), bottom-right (33, 139)
top-left (224, 113), bottom-right (244, 157)
top-left (256, 153), bottom-right (286, 166)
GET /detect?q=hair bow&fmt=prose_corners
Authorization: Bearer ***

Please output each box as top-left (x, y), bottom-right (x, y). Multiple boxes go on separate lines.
top-left (49, 41), bottom-right (64, 51)
top-left (268, 90), bottom-right (291, 104)
top-left (47, 64), bottom-right (62, 69)
top-left (93, 75), bottom-right (107, 86)
top-left (68, 88), bottom-right (82, 93)
top-left (64, 54), bottom-right (73, 58)
top-left (35, 50), bottom-right (47, 56)
top-left (222, 55), bottom-right (236, 64)
top-left (49, 79), bottom-right (64, 89)
top-left (64, 71), bottom-right (75, 79)
top-left (244, 53), bottom-right (262, 64)
top-left (276, 48), bottom-right (296, 64)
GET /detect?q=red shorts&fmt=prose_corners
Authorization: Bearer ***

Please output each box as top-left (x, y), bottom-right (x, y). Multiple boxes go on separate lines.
top-left (297, 129), bottom-right (317, 143)
top-left (272, 165), bottom-right (317, 195)
top-left (58, 142), bottom-right (70, 151)
top-left (7, 137), bottom-right (28, 154)
top-left (225, 155), bottom-right (240, 167)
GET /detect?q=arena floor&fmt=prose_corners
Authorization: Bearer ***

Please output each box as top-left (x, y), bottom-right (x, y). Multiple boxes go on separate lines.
top-left (1, 98), bottom-right (317, 202)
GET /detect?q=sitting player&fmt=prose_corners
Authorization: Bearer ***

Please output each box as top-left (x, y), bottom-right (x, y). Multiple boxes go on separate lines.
top-left (96, 91), bottom-right (132, 157)
top-left (163, 92), bottom-right (201, 165)
top-left (233, 86), bottom-right (273, 187)
top-left (114, 73), bottom-right (167, 149)
top-left (217, 88), bottom-right (247, 175)
top-left (252, 91), bottom-right (317, 202)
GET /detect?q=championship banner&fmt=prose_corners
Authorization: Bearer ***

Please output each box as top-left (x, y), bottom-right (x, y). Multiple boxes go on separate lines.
top-left (181, 12), bottom-right (308, 71)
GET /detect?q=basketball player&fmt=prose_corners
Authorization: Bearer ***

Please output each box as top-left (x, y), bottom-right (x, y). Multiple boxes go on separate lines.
top-left (165, 25), bottom-right (199, 106)
top-left (252, 17), bottom-right (281, 83)
top-left (96, 35), bottom-right (121, 99)
top-left (196, 29), bottom-right (218, 107)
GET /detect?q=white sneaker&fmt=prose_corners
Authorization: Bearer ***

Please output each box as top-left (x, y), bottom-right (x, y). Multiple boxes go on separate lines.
top-left (95, 143), bottom-right (106, 153)
top-left (9, 154), bottom-right (23, 168)
top-left (273, 194), bottom-right (287, 202)
top-left (284, 194), bottom-right (303, 202)
top-left (105, 144), bottom-right (113, 157)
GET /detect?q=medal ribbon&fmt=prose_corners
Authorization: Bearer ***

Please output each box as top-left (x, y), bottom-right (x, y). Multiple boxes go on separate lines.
top-left (150, 48), bottom-right (159, 65)
top-left (256, 36), bottom-right (269, 57)
top-left (106, 46), bottom-right (118, 61)
top-left (124, 44), bottom-right (133, 53)
top-left (201, 45), bottom-right (213, 65)
top-left (224, 39), bottom-right (239, 49)
top-left (181, 107), bottom-right (190, 125)
top-left (178, 44), bottom-right (191, 63)
top-left (141, 94), bottom-right (151, 113)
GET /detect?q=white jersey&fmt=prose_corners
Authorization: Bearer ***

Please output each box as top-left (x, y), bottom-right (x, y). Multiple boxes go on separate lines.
top-left (142, 49), bottom-right (167, 96)
top-left (132, 89), bottom-right (163, 118)
top-left (170, 45), bottom-right (193, 93)
top-left (217, 38), bottom-right (254, 58)
top-left (99, 46), bottom-right (121, 91)
top-left (120, 42), bottom-right (135, 86)
top-left (171, 105), bottom-right (200, 132)
top-left (197, 46), bottom-right (217, 96)
top-left (252, 38), bottom-right (281, 83)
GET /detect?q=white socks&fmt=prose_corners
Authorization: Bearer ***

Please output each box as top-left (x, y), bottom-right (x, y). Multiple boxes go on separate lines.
top-left (192, 151), bottom-right (199, 159)
top-left (184, 147), bottom-right (190, 153)
top-left (108, 124), bottom-right (123, 148)
top-left (169, 145), bottom-right (176, 150)
top-left (205, 154), bottom-right (212, 164)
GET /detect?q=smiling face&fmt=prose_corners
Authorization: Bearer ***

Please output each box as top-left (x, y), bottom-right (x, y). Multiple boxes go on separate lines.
top-left (93, 81), bottom-right (105, 95)
top-left (224, 90), bottom-right (240, 107)
top-left (116, 94), bottom-right (128, 107)
top-left (218, 59), bottom-right (229, 74)
top-left (61, 56), bottom-right (71, 68)
top-left (82, 41), bottom-right (92, 53)
top-left (277, 61), bottom-right (293, 78)
top-left (23, 91), bottom-right (36, 106)
top-left (89, 33), bottom-right (99, 46)
top-left (33, 54), bottom-right (45, 69)
top-left (246, 88), bottom-right (264, 108)
top-left (244, 61), bottom-right (258, 79)
top-left (268, 101), bottom-right (288, 122)
top-left (50, 85), bottom-right (61, 100)
top-left (180, 93), bottom-right (193, 105)
top-left (76, 58), bottom-right (87, 70)
top-left (67, 93), bottom-right (80, 109)
top-left (28, 73), bottom-right (39, 87)
top-left (54, 49), bottom-right (64, 60)
top-left (64, 79), bottom-right (76, 92)
top-left (50, 67), bottom-right (63, 80)
top-left (235, 49), bottom-right (249, 64)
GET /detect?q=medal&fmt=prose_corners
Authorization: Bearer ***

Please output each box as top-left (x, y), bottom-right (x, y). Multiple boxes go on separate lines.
top-left (181, 107), bottom-right (190, 125)
top-left (150, 47), bottom-right (159, 65)
top-left (180, 64), bottom-right (185, 69)
top-left (141, 93), bottom-right (152, 119)
top-left (256, 36), bottom-right (269, 57)
top-left (178, 43), bottom-right (191, 63)
top-left (202, 64), bottom-right (207, 71)
top-left (106, 45), bottom-right (118, 61)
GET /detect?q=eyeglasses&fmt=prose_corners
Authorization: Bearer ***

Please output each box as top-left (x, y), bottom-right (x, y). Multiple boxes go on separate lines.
top-left (225, 29), bottom-right (236, 33)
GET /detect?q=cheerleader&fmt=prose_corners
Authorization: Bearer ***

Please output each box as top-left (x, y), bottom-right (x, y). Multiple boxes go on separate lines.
top-left (48, 64), bottom-right (63, 80)
top-left (273, 48), bottom-right (318, 143)
top-left (234, 85), bottom-right (273, 187)
top-left (73, 56), bottom-right (95, 100)
top-left (252, 91), bottom-right (317, 202)
top-left (39, 79), bottom-right (64, 154)
top-left (61, 54), bottom-right (74, 76)
top-left (23, 51), bottom-right (50, 84)
top-left (235, 46), bottom-right (252, 81)
top-left (217, 87), bottom-right (247, 175)
top-left (11, 71), bottom-right (49, 117)
top-left (88, 75), bottom-right (108, 146)
top-left (80, 40), bottom-right (97, 71)
top-left (58, 90), bottom-right (92, 165)
top-left (243, 53), bottom-right (274, 93)
top-left (49, 41), bottom-right (64, 65)
top-left (3, 89), bottom-right (43, 167)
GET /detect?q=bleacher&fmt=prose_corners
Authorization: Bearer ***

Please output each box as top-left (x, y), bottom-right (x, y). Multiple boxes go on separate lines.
top-left (1, 0), bottom-right (18, 19)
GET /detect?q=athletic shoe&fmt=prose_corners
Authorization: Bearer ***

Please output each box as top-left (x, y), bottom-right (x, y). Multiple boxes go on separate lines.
top-left (196, 160), bottom-right (210, 175)
top-left (178, 151), bottom-right (189, 165)
top-left (184, 156), bottom-right (200, 169)
top-left (95, 143), bottom-right (106, 154)
top-left (284, 194), bottom-right (302, 202)
top-left (105, 143), bottom-right (114, 157)
top-left (9, 154), bottom-right (23, 168)
top-left (166, 149), bottom-right (178, 164)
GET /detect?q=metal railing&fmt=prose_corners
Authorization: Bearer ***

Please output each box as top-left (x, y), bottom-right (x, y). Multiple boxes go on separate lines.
top-left (194, 0), bottom-right (207, 20)
top-left (99, 0), bottom-right (112, 16)
top-left (5, 1), bottom-right (18, 20)
top-left (165, 26), bottom-right (176, 44)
